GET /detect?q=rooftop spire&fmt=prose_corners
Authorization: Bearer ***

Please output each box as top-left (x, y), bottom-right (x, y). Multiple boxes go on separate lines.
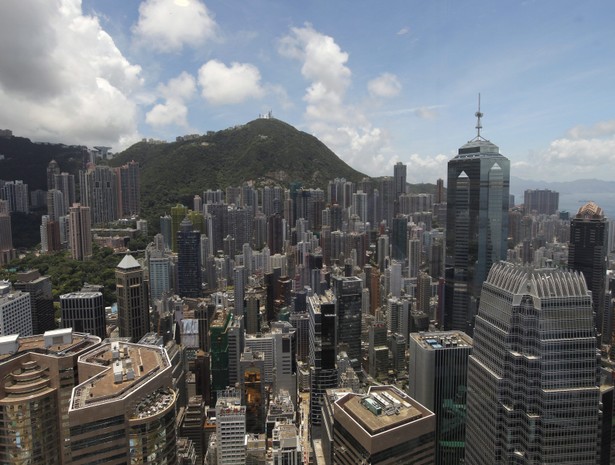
top-left (475, 93), bottom-right (483, 138)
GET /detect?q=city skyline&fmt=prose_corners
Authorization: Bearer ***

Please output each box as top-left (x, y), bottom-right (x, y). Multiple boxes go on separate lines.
top-left (0, 0), bottom-right (614, 184)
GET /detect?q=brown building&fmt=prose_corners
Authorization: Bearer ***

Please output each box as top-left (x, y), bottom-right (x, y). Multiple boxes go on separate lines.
top-left (0, 329), bottom-right (101, 465)
top-left (332, 385), bottom-right (435, 464)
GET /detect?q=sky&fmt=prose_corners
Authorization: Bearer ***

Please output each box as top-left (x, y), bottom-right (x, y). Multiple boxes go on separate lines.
top-left (0, 0), bottom-right (614, 184)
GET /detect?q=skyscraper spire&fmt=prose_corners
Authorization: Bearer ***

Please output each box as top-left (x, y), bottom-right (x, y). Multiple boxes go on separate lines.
top-left (475, 93), bottom-right (483, 138)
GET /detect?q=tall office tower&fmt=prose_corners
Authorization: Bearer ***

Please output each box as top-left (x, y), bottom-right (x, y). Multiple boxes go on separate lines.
top-left (53, 172), bottom-right (76, 213)
top-left (115, 160), bottom-right (140, 218)
top-left (47, 188), bottom-right (66, 220)
top-left (389, 260), bottom-right (402, 298)
top-left (215, 388), bottom-right (246, 465)
top-left (408, 238), bottom-right (422, 279)
top-left (444, 107), bottom-right (510, 334)
top-left (227, 316), bottom-right (244, 387)
top-left (377, 234), bottom-right (389, 271)
top-left (465, 262), bottom-right (601, 465)
top-left (391, 216), bottom-right (408, 261)
top-left (68, 203), bottom-right (92, 260)
top-left (409, 331), bottom-right (473, 465)
top-left (0, 329), bottom-right (101, 465)
top-left (210, 310), bottom-right (232, 394)
top-left (234, 265), bottom-right (246, 316)
top-left (180, 396), bottom-right (206, 464)
top-left (1, 180), bottom-right (29, 213)
top-left (160, 214), bottom-right (172, 250)
top-left (368, 320), bottom-right (388, 378)
top-left (240, 348), bottom-right (266, 433)
top-left (79, 165), bottom-right (118, 225)
top-left (0, 280), bottom-right (32, 336)
top-left (523, 188), bottom-right (559, 215)
top-left (244, 289), bottom-right (261, 334)
top-left (177, 218), bottom-right (202, 298)
top-left (308, 291), bottom-right (338, 427)
top-left (60, 291), bottom-right (106, 339)
top-left (14, 270), bottom-right (55, 334)
top-left (69, 339), bottom-right (177, 465)
top-left (332, 275), bottom-right (363, 370)
top-left (170, 203), bottom-right (189, 252)
top-left (47, 159), bottom-right (61, 190)
top-left (116, 254), bottom-right (150, 342)
top-left (568, 202), bottom-right (609, 343)
top-left (0, 200), bottom-right (17, 266)
top-left (332, 386), bottom-right (436, 464)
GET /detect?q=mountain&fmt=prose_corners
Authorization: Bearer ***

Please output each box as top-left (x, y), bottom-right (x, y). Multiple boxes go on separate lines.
top-left (110, 117), bottom-right (367, 221)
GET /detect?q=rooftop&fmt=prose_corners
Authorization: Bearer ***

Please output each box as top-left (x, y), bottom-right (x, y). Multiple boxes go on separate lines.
top-left (410, 331), bottom-right (473, 350)
top-left (70, 340), bottom-right (170, 410)
top-left (116, 254), bottom-right (141, 270)
top-left (335, 386), bottom-right (426, 435)
top-left (0, 330), bottom-right (101, 361)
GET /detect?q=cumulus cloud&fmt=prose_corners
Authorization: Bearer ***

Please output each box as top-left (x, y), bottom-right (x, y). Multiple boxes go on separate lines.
top-left (146, 71), bottom-right (196, 128)
top-left (0, 0), bottom-right (142, 147)
top-left (198, 60), bottom-right (264, 105)
top-left (397, 27), bottom-right (410, 35)
top-left (368, 73), bottom-right (402, 98)
top-left (566, 119), bottom-right (615, 139)
top-left (279, 23), bottom-right (390, 175)
top-left (133, 0), bottom-right (218, 53)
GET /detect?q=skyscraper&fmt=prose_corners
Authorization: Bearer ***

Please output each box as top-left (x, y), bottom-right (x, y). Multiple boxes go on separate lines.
top-left (79, 165), bottom-right (118, 225)
top-left (215, 389), bottom-right (246, 465)
top-left (465, 262), bottom-right (601, 464)
top-left (177, 217), bottom-right (202, 298)
top-left (60, 291), bottom-right (106, 340)
top-left (68, 203), bottom-right (92, 261)
top-left (444, 105), bottom-right (510, 334)
top-left (14, 270), bottom-right (55, 334)
top-left (0, 280), bottom-right (32, 336)
top-left (331, 275), bottom-right (362, 370)
top-left (568, 201), bottom-right (609, 343)
top-left (116, 254), bottom-right (150, 342)
top-left (0, 199), bottom-right (17, 265)
top-left (409, 331), bottom-right (473, 465)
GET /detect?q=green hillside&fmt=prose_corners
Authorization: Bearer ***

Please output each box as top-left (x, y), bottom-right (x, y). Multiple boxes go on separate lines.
top-left (110, 118), bottom-right (367, 222)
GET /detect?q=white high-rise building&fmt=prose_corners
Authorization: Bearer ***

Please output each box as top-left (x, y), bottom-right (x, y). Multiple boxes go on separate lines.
top-left (0, 281), bottom-right (32, 336)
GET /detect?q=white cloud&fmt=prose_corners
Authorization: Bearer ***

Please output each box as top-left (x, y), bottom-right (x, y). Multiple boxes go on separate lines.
top-left (567, 120), bottom-right (615, 139)
top-left (146, 71), bottom-right (196, 128)
top-left (414, 106), bottom-right (438, 120)
top-left (198, 60), bottom-right (264, 105)
top-left (0, 0), bottom-right (142, 148)
top-left (279, 24), bottom-right (390, 176)
top-left (133, 0), bottom-right (218, 53)
top-left (397, 27), bottom-right (410, 36)
top-left (368, 73), bottom-right (402, 98)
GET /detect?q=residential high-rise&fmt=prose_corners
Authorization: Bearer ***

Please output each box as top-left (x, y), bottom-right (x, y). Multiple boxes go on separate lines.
top-left (444, 106), bottom-right (510, 334)
top-left (0, 199), bottom-right (17, 265)
top-left (115, 160), bottom-right (140, 218)
top-left (465, 262), bottom-right (601, 464)
top-left (332, 385), bottom-right (436, 464)
top-left (116, 254), bottom-right (150, 342)
top-left (523, 188), bottom-right (559, 215)
top-left (79, 165), bottom-right (118, 225)
top-left (68, 203), bottom-right (92, 261)
top-left (171, 204), bottom-right (188, 252)
top-left (568, 201), bottom-right (609, 343)
top-left (409, 331), bottom-right (473, 465)
top-left (148, 249), bottom-right (171, 302)
top-left (177, 218), bottom-right (202, 298)
top-left (60, 291), bottom-right (106, 339)
top-left (1, 180), bottom-right (29, 213)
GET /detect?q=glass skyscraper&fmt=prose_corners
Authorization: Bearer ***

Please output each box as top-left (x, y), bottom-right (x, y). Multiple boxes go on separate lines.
top-left (444, 113), bottom-right (509, 334)
top-left (465, 262), bottom-right (601, 464)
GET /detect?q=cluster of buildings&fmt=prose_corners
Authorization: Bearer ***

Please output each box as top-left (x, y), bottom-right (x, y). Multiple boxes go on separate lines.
top-left (1, 111), bottom-right (615, 464)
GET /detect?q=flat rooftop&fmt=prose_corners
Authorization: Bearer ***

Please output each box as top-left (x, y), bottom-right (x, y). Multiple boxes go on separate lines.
top-left (0, 330), bottom-right (100, 361)
top-left (410, 331), bottom-right (473, 350)
top-left (336, 386), bottom-right (425, 435)
top-left (71, 340), bottom-right (170, 410)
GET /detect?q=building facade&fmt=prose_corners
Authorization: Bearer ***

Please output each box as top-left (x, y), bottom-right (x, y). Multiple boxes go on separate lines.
top-left (465, 262), bottom-right (601, 464)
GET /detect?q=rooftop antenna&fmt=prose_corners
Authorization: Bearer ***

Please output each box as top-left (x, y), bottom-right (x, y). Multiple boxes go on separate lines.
top-left (475, 93), bottom-right (483, 138)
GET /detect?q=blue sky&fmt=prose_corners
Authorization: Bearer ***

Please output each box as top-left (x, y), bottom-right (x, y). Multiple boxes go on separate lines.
top-left (0, 0), bottom-right (613, 183)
